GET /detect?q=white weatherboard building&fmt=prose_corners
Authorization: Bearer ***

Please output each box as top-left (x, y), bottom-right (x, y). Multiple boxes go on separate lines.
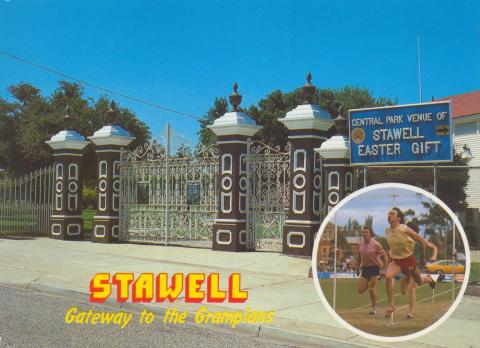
top-left (444, 91), bottom-right (480, 205)
top-left (440, 90), bottom-right (480, 239)
top-left (446, 90), bottom-right (480, 167)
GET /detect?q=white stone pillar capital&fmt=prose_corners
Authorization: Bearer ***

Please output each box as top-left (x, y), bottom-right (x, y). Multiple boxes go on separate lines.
top-left (88, 125), bottom-right (135, 147)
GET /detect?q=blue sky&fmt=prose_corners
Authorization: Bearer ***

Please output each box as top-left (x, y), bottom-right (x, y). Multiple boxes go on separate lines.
top-left (333, 188), bottom-right (442, 237)
top-left (1, 0), bottom-right (479, 143)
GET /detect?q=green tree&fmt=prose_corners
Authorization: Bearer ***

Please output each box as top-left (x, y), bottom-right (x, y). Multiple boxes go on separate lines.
top-left (247, 90), bottom-right (300, 148)
top-left (343, 217), bottom-right (362, 236)
top-left (375, 236), bottom-right (389, 251)
top-left (420, 201), bottom-right (453, 259)
top-left (0, 81), bottom-right (151, 180)
top-left (198, 97), bottom-right (228, 146)
top-left (404, 209), bottom-right (421, 229)
top-left (198, 85), bottom-right (397, 148)
top-left (175, 142), bottom-right (193, 158)
top-left (364, 215), bottom-right (374, 229)
top-left (320, 86), bottom-right (396, 116)
top-left (0, 98), bottom-right (19, 174)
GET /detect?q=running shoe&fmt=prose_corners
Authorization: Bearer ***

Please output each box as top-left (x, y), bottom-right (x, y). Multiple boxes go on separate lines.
top-left (406, 313), bottom-right (414, 319)
top-left (369, 308), bottom-right (376, 315)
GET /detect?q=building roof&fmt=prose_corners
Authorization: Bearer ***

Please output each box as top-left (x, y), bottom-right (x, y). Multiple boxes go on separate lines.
top-left (437, 90), bottom-right (480, 119)
top-left (346, 236), bottom-right (362, 244)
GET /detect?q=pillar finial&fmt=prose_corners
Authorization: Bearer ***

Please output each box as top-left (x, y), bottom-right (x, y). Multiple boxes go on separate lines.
top-left (106, 101), bottom-right (117, 125)
top-left (334, 105), bottom-right (348, 136)
top-left (229, 82), bottom-right (242, 111)
top-left (301, 72), bottom-right (316, 104)
top-left (64, 105), bottom-right (72, 130)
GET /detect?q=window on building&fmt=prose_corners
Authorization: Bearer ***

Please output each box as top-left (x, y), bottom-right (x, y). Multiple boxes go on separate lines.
top-left (454, 121), bottom-right (477, 136)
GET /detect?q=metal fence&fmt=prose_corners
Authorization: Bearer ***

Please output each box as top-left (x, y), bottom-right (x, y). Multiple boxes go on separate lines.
top-left (0, 166), bottom-right (55, 234)
top-left (356, 165), bottom-right (480, 283)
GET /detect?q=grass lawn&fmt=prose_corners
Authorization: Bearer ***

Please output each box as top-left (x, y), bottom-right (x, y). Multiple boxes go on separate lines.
top-left (319, 278), bottom-right (462, 337)
top-left (0, 211), bottom-right (38, 234)
top-left (320, 278), bottom-right (460, 310)
top-left (0, 212), bottom-right (38, 227)
top-left (0, 209), bottom-right (95, 237)
top-left (0, 220), bottom-right (37, 227)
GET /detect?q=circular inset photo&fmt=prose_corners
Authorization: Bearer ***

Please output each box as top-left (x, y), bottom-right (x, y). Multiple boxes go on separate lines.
top-left (312, 183), bottom-right (470, 342)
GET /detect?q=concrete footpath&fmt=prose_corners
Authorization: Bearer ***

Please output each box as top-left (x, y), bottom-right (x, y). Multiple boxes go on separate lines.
top-left (0, 238), bottom-right (479, 348)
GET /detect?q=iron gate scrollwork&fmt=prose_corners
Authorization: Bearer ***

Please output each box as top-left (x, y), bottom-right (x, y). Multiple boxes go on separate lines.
top-left (119, 136), bottom-right (290, 251)
top-left (119, 140), bottom-right (218, 247)
top-left (246, 140), bottom-right (290, 251)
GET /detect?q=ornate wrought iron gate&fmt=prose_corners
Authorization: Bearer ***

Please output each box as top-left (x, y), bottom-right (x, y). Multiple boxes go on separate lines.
top-left (246, 140), bottom-right (290, 251)
top-left (119, 135), bottom-right (290, 251)
top-left (119, 141), bottom-right (218, 247)
top-left (0, 166), bottom-right (54, 234)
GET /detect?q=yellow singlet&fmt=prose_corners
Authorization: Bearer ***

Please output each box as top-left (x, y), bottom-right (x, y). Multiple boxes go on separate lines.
top-left (385, 224), bottom-right (415, 260)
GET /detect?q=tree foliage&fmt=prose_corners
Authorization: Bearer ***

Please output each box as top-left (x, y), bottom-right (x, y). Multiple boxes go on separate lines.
top-left (402, 205), bottom-right (459, 260)
top-left (343, 217), bottom-right (362, 236)
top-left (198, 85), bottom-right (397, 148)
top-left (375, 236), bottom-right (389, 251)
top-left (0, 81), bottom-right (150, 182)
top-left (175, 142), bottom-right (193, 158)
top-left (364, 215), bottom-right (374, 230)
top-left (420, 201), bottom-right (461, 259)
top-left (198, 97), bottom-right (228, 147)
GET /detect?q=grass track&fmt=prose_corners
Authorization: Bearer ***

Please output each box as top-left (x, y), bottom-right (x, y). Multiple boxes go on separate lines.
top-left (319, 278), bottom-right (462, 336)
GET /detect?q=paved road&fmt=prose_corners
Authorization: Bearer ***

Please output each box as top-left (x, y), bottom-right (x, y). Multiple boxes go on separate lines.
top-left (0, 285), bottom-right (299, 348)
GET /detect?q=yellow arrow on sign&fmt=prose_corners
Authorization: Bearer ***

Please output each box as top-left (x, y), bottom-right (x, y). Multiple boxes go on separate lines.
top-left (436, 125), bottom-right (449, 136)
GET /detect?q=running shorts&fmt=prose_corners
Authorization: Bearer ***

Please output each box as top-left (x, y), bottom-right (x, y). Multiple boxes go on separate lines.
top-left (393, 254), bottom-right (417, 275)
top-left (361, 265), bottom-right (380, 279)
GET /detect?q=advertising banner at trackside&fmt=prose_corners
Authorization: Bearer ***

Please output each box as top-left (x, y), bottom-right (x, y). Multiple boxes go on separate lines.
top-left (317, 272), bottom-right (464, 282)
top-left (349, 101), bottom-right (452, 165)
top-left (317, 272), bottom-right (357, 279)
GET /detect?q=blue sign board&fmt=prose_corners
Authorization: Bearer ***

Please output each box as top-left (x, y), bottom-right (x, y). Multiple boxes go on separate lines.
top-left (349, 101), bottom-right (452, 165)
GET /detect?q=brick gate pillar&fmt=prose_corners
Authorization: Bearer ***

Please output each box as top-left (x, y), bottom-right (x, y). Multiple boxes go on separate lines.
top-left (88, 123), bottom-right (135, 243)
top-left (46, 128), bottom-right (89, 240)
top-left (279, 74), bottom-right (333, 256)
top-left (208, 83), bottom-right (261, 251)
top-left (316, 111), bottom-right (353, 211)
